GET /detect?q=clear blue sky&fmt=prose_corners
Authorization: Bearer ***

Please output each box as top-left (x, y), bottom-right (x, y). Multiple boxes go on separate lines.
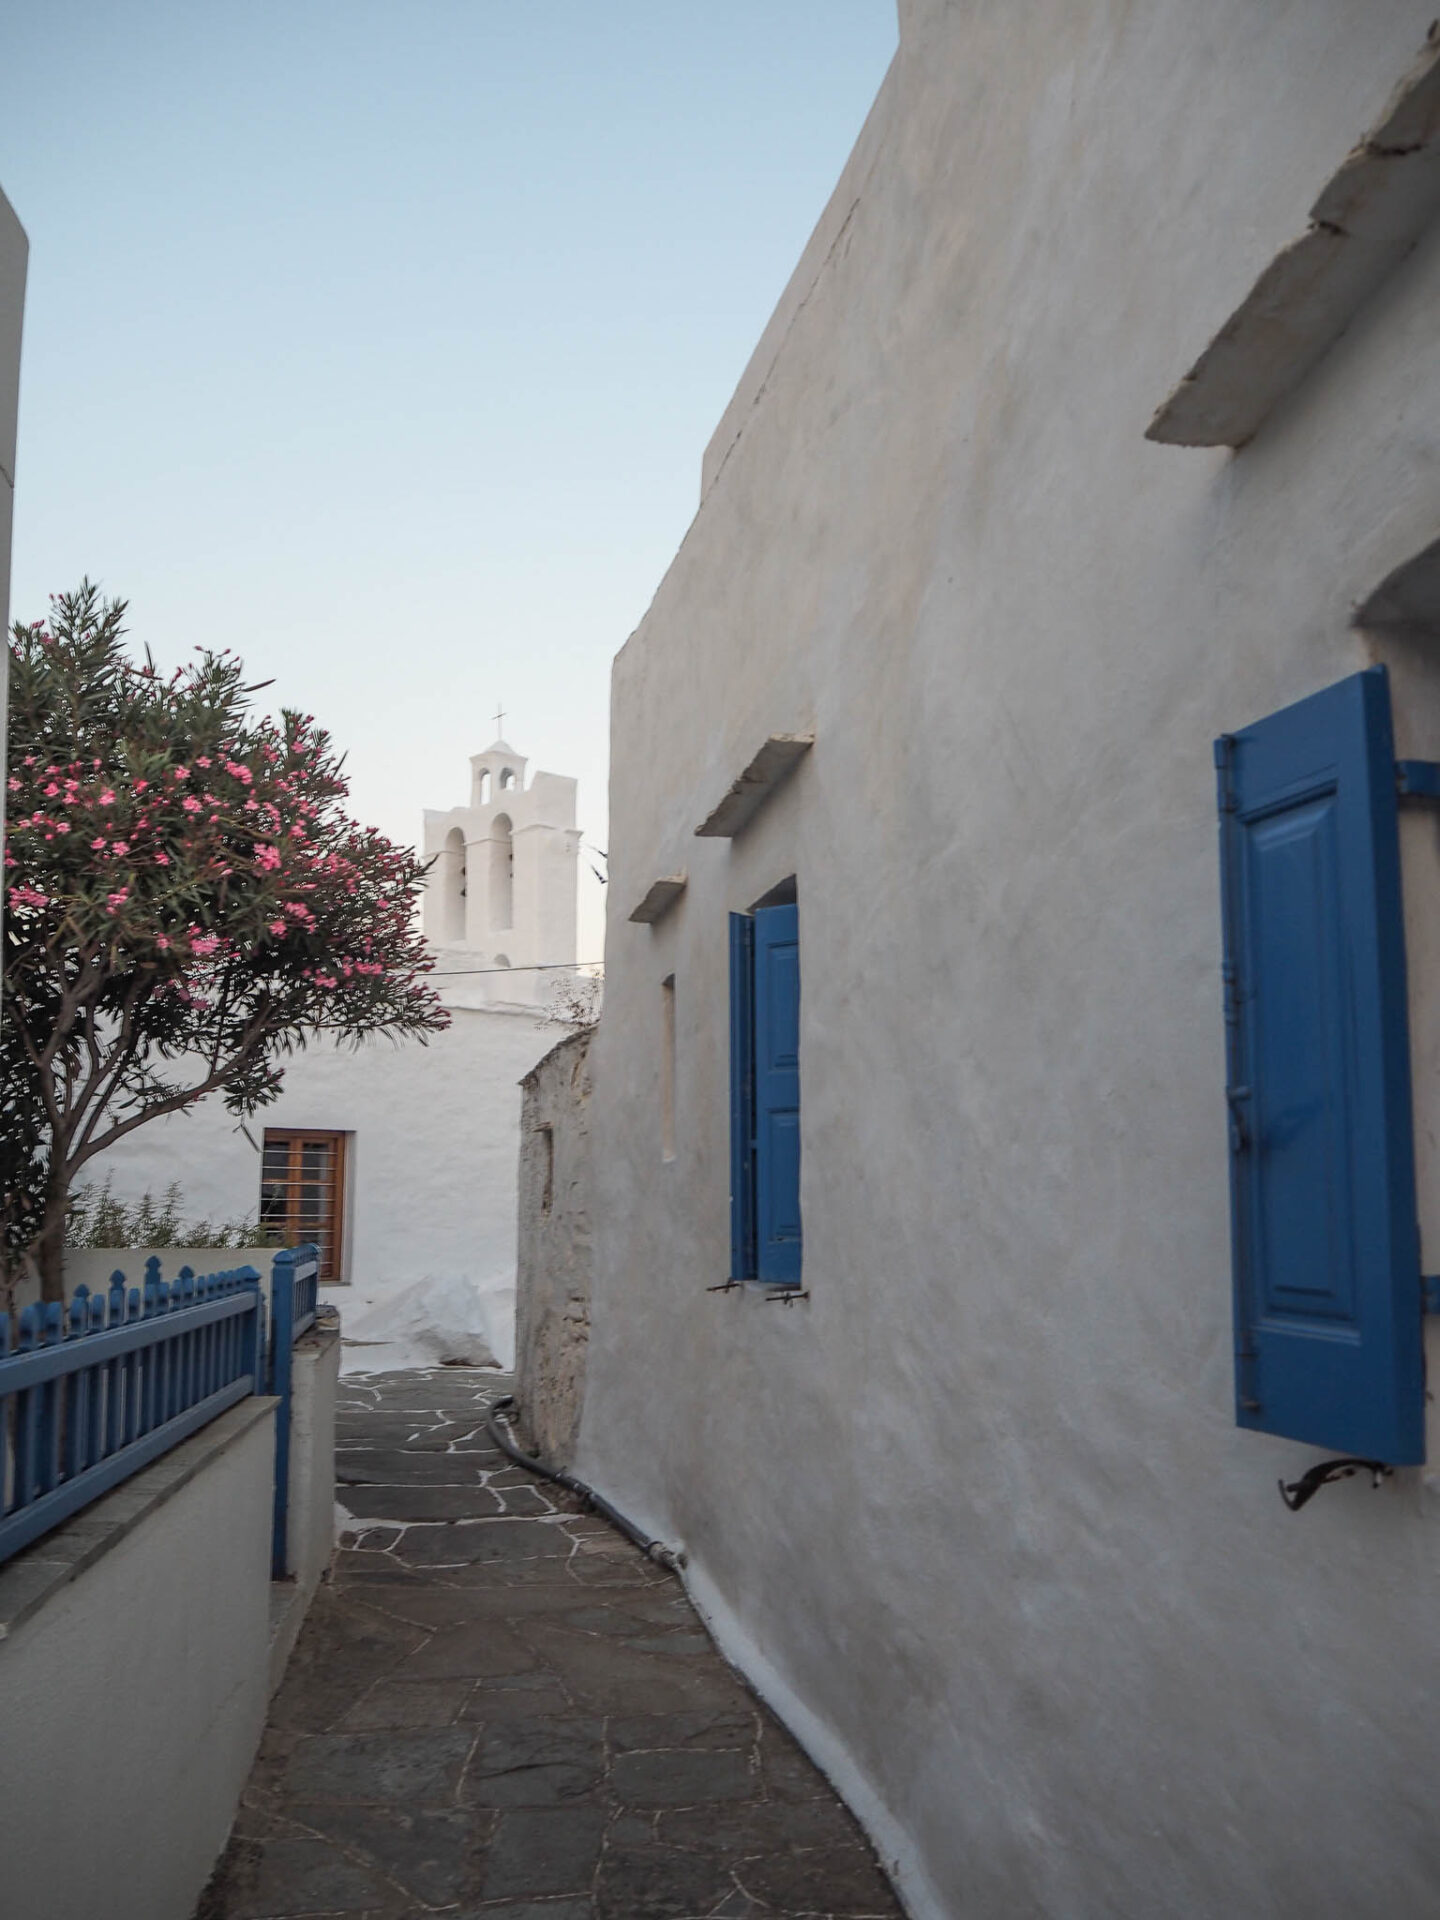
top-left (1, 2), bottom-right (896, 956)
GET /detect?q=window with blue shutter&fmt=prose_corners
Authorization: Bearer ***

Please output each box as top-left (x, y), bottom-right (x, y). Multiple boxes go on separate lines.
top-left (1216, 665), bottom-right (1425, 1464)
top-left (729, 898), bottom-right (803, 1285)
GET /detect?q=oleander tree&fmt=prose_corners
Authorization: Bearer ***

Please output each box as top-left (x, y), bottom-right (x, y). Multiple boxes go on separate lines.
top-left (2, 581), bottom-right (447, 1303)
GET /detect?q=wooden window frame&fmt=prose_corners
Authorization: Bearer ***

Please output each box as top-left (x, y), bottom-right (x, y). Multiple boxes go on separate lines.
top-left (259, 1128), bottom-right (349, 1284)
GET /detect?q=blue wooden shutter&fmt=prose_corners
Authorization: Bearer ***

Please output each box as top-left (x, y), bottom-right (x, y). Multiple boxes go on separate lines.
top-left (1216, 665), bottom-right (1424, 1463)
top-left (754, 902), bottom-right (803, 1285)
top-left (728, 912), bottom-right (756, 1281)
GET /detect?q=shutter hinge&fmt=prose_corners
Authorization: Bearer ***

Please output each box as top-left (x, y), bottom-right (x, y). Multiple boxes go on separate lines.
top-left (1423, 1274), bottom-right (1440, 1315)
top-left (1396, 760), bottom-right (1440, 802)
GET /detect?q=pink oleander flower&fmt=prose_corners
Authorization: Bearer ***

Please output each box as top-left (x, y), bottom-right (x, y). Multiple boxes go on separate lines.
top-left (91, 837), bottom-right (107, 850)
top-left (190, 933), bottom-right (220, 957)
top-left (9, 884), bottom-right (50, 909)
top-left (254, 844), bottom-right (281, 871)
top-left (182, 796), bottom-right (202, 813)
top-left (105, 888), bottom-right (129, 912)
top-left (153, 851), bottom-right (171, 866)
top-left (98, 789), bottom-right (116, 806)
top-left (111, 840), bottom-right (129, 855)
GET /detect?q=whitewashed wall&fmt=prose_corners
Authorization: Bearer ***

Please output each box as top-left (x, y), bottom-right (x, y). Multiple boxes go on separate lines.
top-left (91, 1005), bottom-right (565, 1370)
top-left (0, 1403), bottom-right (277, 1920)
top-left (580, 5), bottom-right (1440, 1917)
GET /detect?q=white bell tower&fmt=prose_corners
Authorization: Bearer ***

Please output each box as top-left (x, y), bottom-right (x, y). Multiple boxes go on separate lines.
top-left (422, 733), bottom-right (580, 1005)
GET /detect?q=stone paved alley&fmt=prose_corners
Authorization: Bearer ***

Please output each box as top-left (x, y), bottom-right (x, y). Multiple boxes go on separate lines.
top-left (198, 1370), bottom-right (904, 1920)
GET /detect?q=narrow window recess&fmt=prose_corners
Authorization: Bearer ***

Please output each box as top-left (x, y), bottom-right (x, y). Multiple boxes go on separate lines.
top-left (490, 813), bottom-right (514, 930)
top-left (260, 1129), bottom-right (348, 1283)
top-left (538, 1124), bottom-right (555, 1215)
top-left (1353, 529), bottom-right (1440, 634)
top-left (661, 975), bottom-right (677, 1162)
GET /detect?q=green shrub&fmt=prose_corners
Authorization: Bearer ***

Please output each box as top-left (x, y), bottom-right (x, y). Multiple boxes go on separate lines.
top-left (65, 1177), bottom-right (279, 1250)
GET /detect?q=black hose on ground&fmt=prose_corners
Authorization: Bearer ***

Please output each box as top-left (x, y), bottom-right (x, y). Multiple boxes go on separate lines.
top-left (487, 1394), bottom-right (685, 1572)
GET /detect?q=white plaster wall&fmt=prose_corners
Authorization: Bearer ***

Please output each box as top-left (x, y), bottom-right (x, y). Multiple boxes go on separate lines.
top-left (581, 6), bottom-right (1440, 1916)
top-left (88, 1006), bottom-right (565, 1371)
top-left (0, 1403), bottom-right (276, 1920)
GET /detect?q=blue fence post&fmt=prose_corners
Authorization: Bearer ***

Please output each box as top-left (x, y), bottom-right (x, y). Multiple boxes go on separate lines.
top-left (269, 1248), bottom-right (297, 1579)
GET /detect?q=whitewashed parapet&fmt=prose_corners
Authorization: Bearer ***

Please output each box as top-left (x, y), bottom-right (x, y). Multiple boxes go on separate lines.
top-left (694, 735), bottom-right (813, 839)
top-left (628, 874), bottom-right (687, 924)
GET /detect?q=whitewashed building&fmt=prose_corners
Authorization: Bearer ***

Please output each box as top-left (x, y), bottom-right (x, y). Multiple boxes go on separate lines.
top-left (551, 6), bottom-right (1440, 1916)
top-left (92, 735), bottom-right (580, 1367)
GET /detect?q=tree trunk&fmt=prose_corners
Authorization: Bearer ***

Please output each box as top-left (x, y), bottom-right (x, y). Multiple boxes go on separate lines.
top-left (34, 1177), bottom-right (70, 1305)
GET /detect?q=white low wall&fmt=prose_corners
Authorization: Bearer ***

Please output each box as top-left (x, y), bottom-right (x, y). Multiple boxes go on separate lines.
top-left (6, 1247), bottom-right (280, 1322)
top-left (0, 1401), bottom-right (277, 1920)
top-left (63, 1246), bottom-right (279, 1298)
top-left (0, 1326), bottom-right (339, 1918)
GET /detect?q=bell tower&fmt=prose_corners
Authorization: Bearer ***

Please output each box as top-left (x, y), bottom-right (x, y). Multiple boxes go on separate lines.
top-left (422, 733), bottom-right (580, 1005)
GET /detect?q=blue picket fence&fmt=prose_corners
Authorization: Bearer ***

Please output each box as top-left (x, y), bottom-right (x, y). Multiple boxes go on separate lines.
top-left (0, 1244), bottom-right (323, 1571)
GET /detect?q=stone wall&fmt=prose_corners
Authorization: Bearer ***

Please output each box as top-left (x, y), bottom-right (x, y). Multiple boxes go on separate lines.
top-left (515, 1027), bottom-right (593, 1469)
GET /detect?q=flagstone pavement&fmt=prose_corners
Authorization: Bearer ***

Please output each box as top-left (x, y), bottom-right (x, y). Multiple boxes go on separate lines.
top-left (197, 1368), bottom-right (904, 1920)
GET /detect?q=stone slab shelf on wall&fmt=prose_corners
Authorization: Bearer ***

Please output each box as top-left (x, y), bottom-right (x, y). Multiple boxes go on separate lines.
top-left (694, 735), bottom-right (813, 838)
top-left (629, 874), bottom-right (688, 924)
top-left (1147, 26), bottom-right (1440, 447)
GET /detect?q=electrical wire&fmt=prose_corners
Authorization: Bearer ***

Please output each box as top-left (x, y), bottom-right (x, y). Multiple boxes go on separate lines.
top-left (428, 960), bottom-right (605, 977)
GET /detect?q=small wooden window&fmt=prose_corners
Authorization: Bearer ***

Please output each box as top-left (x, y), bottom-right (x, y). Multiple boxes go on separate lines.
top-left (260, 1129), bottom-right (348, 1282)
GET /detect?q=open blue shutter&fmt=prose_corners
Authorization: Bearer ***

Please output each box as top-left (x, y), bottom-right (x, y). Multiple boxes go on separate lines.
top-left (1216, 665), bottom-right (1424, 1463)
top-left (728, 912), bottom-right (756, 1281)
top-left (754, 902), bottom-right (803, 1285)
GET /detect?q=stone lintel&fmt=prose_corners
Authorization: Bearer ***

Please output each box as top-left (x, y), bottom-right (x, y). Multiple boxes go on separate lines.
top-left (694, 736), bottom-right (814, 839)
